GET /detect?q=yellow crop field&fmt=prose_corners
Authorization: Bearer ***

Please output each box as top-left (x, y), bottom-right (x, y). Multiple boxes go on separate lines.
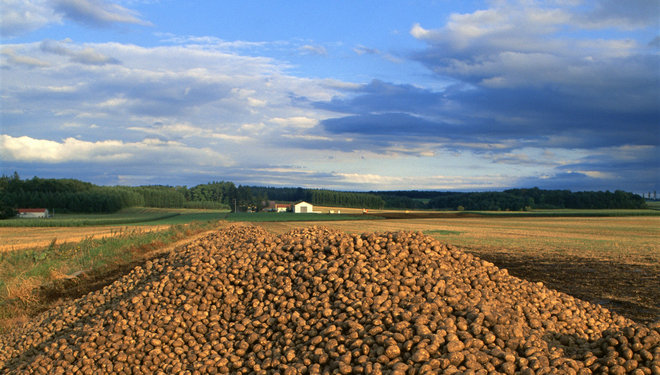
top-left (0, 226), bottom-right (169, 252)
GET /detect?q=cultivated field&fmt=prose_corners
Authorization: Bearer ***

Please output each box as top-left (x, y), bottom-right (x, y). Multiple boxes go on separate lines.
top-left (257, 216), bottom-right (660, 323)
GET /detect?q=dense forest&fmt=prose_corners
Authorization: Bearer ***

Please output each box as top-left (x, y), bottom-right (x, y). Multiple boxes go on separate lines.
top-left (0, 173), bottom-right (647, 218)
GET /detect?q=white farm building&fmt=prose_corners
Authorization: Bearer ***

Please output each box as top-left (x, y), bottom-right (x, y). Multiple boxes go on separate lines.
top-left (17, 208), bottom-right (49, 218)
top-left (293, 201), bottom-right (313, 213)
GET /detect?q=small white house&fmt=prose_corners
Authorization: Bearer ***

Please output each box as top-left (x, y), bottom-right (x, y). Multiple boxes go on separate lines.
top-left (17, 208), bottom-right (49, 218)
top-left (275, 203), bottom-right (290, 213)
top-left (294, 201), bottom-right (313, 213)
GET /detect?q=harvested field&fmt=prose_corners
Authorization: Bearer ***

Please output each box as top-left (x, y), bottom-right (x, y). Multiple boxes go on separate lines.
top-left (258, 217), bottom-right (660, 324)
top-left (0, 226), bottom-right (169, 252)
top-left (1, 225), bottom-right (658, 374)
top-left (257, 217), bottom-right (660, 263)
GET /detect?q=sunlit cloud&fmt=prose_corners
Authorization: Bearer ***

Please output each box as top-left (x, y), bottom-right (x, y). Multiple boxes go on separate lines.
top-left (53, 0), bottom-right (152, 27)
top-left (0, 134), bottom-right (233, 166)
top-left (299, 44), bottom-right (327, 56)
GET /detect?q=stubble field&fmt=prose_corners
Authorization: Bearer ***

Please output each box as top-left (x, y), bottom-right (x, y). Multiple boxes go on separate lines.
top-left (257, 216), bottom-right (660, 323)
top-left (0, 226), bottom-right (169, 252)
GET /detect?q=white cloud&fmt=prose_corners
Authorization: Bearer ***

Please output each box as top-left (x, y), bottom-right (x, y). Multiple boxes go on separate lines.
top-left (270, 116), bottom-right (318, 129)
top-left (210, 133), bottom-right (251, 143)
top-left (353, 45), bottom-right (379, 55)
top-left (299, 44), bottom-right (327, 56)
top-left (337, 173), bottom-right (405, 185)
top-left (0, 0), bottom-right (59, 37)
top-left (40, 39), bottom-right (121, 65)
top-left (409, 0), bottom-right (658, 106)
top-left (1, 40), bottom-right (344, 137)
top-left (411, 1), bottom-right (647, 59)
top-left (0, 134), bottom-right (233, 165)
top-left (1, 135), bottom-right (124, 162)
top-left (0, 0), bottom-right (150, 38)
top-left (53, 0), bottom-right (151, 27)
top-left (0, 47), bottom-right (50, 67)
top-left (335, 172), bottom-right (512, 190)
top-left (98, 97), bottom-right (129, 107)
top-left (572, 170), bottom-right (616, 179)
top-left (575, 0), bottom-right (660, 30)
top-left (281, 134), bottom-right (332, 141)
top-left (156, 33), bottom-right (270, 51)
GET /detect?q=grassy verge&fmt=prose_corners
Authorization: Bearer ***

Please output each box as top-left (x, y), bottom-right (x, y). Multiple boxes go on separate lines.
top-left (0, 219), bottom-right (223, 332)
top-left (646, 201), bottom-right (660, 210)
top-left (423, 229), bottom-right (462, 236)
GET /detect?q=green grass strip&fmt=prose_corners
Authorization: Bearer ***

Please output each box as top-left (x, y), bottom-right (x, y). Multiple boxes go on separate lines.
top-left (0, 213), bottom-right (181, 227)
top-left (223, 212), bottom-right (383, 222)
top-left (423, 229), bottom-right (462, 235)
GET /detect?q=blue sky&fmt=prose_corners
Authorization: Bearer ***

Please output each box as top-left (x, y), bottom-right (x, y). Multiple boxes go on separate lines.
top-left (1, 0), bottom-right (658, 193)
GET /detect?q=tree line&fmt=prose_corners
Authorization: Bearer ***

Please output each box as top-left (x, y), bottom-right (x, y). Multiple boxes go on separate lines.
top-left (0, 174), bottom-right (236, 217)
top-left (0, 175), bottom-right (385, 218)
top-left (0, 173), bottom-right (646, 219)
top-left (375, 187), bottom-right (647, 211)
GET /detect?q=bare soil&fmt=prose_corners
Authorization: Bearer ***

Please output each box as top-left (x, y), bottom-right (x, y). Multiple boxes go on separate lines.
top-left (461, 249), bottom-right (660, 324)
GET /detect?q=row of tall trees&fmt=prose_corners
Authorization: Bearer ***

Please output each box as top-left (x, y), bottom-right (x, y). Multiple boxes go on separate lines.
top-left (248, 187), bottom-right (385, 209)
top-left (502, 188), bottom-right (647, 209)
top-left (0, 175), bottom-right (227, 214)
top-left (374, 188), bottom-right (646, 211)
top-left (0, 175), bottom-right (272, 214)
top-left (309, 189), bottom-right (385, 208)
top-left (426, 192), bottom-right (532, 211)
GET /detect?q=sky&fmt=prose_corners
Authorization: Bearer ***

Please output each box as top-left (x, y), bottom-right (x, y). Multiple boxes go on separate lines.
top-left (1, 0), bottom-right (659, 193)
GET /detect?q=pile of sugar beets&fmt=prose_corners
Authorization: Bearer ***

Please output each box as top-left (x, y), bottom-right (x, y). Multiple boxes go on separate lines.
top-left (1, 225), bottom-right (658, 375)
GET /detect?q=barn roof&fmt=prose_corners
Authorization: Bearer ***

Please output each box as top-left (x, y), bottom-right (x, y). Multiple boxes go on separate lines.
top-left (18, 208), bottom-right (48, 213)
